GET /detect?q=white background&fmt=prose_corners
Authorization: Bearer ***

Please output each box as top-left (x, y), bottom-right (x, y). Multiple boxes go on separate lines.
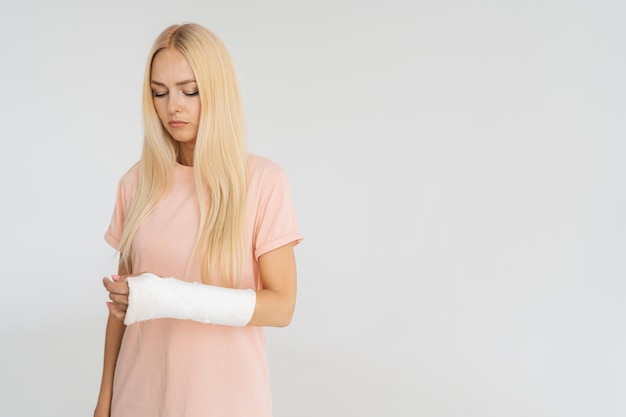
top-left (1, 1), bottom-right (624, 416)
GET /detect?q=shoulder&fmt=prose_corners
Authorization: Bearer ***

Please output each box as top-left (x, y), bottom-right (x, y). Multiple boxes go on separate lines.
top-left (246, 153), bottom-right (289, 184)
top-left (115, 161), bottom-right (141, 198)
top-left (119, 161), bottom-right (140, 183)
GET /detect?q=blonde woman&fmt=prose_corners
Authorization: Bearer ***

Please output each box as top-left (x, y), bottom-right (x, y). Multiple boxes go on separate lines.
top-left (94, 23), bottom-right (302, 417)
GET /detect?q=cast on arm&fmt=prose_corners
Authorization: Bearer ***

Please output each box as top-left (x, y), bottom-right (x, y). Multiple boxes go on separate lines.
top-left (124, 273), bottom-right (256, 327)
top-left (116, 242), bottom-right (298, 328)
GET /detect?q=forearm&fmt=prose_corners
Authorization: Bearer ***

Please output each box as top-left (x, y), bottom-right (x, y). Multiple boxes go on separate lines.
top-left (124, 275), bottom-right (256, 326)
top-left (95, 312), bottom-right (126, 412)
top-left (121, 245), bottom-right (298, 328)
top-left (95, 260), bottom-right (129, 416)
top-left (248, 288), bottom-right (295, 327)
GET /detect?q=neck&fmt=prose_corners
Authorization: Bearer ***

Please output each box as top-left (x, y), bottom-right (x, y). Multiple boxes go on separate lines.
top-left (178, 143), bottom-right (195, 166)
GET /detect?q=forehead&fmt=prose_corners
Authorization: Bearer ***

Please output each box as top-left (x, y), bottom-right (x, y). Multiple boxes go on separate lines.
top-left (151, 48), bottom-right (195, 82)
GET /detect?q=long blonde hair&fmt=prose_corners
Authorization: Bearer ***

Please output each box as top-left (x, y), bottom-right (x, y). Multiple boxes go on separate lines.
top-left (118, 23), bottom-right (247, 286)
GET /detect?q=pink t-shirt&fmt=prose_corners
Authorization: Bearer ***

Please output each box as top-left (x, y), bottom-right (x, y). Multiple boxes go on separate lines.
top-left (104, 154), bottom-right (302, 417)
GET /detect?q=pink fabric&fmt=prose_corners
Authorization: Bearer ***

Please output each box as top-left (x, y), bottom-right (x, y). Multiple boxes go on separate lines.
top-left (104, 154), bottom-right (302, 417)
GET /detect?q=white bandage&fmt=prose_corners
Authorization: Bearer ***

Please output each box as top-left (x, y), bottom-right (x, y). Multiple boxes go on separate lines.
top-left (124, 273), bottom-right (256, 327)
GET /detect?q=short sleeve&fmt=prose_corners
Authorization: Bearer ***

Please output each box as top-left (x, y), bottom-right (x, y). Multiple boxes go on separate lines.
top-left (253, 163), bottom-right (303, 260)
top-left (104, 167), bottom-right (138, 250)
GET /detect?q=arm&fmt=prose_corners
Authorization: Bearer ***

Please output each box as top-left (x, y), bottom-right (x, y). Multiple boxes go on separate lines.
top-left (94, 260), bottom-right (130, 417)
top-left (248, 243), bottom-right (298, 327)
top-left (103, 243), bottom-right (298, 328)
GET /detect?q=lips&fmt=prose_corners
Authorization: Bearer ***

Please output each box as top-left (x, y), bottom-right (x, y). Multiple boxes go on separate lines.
top-left (169, 121), bottom-right (188, 128)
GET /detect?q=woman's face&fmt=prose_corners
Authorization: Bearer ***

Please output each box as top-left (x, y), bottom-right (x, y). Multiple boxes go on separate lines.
top-left (150, 48), bottom-right (201, 145)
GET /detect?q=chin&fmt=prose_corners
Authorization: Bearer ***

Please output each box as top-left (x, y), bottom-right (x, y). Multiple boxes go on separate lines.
top-left (172, 137), bottom-right (196, 144)
top-left (169, 133), bottom-right (197, 144)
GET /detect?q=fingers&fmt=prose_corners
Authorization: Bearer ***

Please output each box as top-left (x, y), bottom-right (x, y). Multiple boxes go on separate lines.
top-left (106, 301), bottom-right (126, 322)
top-left (103, 275), bottom-right (130, 321)
top-left (108, 292), bottom-right (129, 308)
top-left (103, 272), bottom-right (150, 323)
top-left (102, 277), bottom-right (129, 295)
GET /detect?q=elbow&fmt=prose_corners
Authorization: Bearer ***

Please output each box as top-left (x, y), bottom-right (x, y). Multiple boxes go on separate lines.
top-left (253, 288), bottom-right (296, 327)
top-left (274, 301), bottom-right (296, 328)
top-left (276, 315), bottom-right (293, 328)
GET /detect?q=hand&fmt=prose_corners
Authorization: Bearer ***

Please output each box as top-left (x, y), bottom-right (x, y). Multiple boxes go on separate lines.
top-left (103, 274), bottom-right (131, 322)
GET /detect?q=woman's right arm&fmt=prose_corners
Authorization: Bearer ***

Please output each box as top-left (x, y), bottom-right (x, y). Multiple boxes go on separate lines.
top-left (94, 260), bottom-right (130, 417)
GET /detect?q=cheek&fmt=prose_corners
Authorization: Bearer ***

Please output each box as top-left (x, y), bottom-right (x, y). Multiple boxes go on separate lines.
top-left (153, 101), bottom-right (168, 123)
top-left (192, 103), bottom-right (201, 124)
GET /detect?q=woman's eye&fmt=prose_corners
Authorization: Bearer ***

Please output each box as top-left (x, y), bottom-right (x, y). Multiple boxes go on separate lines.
top-left (185, 91), bottom-right (199, 97)
top-left (153, 91), bottom-right (168, 98)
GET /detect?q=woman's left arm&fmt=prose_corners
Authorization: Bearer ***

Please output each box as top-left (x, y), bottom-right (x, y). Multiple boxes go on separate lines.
top-left (248, 243), bottom-right (298, 327)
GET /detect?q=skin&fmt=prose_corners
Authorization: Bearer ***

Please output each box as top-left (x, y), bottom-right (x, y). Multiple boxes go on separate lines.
top-left (94, 48), bottom-right (298, 417)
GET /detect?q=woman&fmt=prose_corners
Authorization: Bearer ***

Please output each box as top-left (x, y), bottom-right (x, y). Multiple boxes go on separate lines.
top-left (94, 23), bottom-right (302, 417)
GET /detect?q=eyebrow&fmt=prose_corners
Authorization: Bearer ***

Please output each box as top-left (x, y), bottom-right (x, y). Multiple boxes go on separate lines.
top-left (150, 79), bottom-right (197, 87)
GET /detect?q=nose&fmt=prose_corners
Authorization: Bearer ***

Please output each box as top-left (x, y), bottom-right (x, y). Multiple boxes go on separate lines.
top-left (168, 92), bottom-right (182, 113)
